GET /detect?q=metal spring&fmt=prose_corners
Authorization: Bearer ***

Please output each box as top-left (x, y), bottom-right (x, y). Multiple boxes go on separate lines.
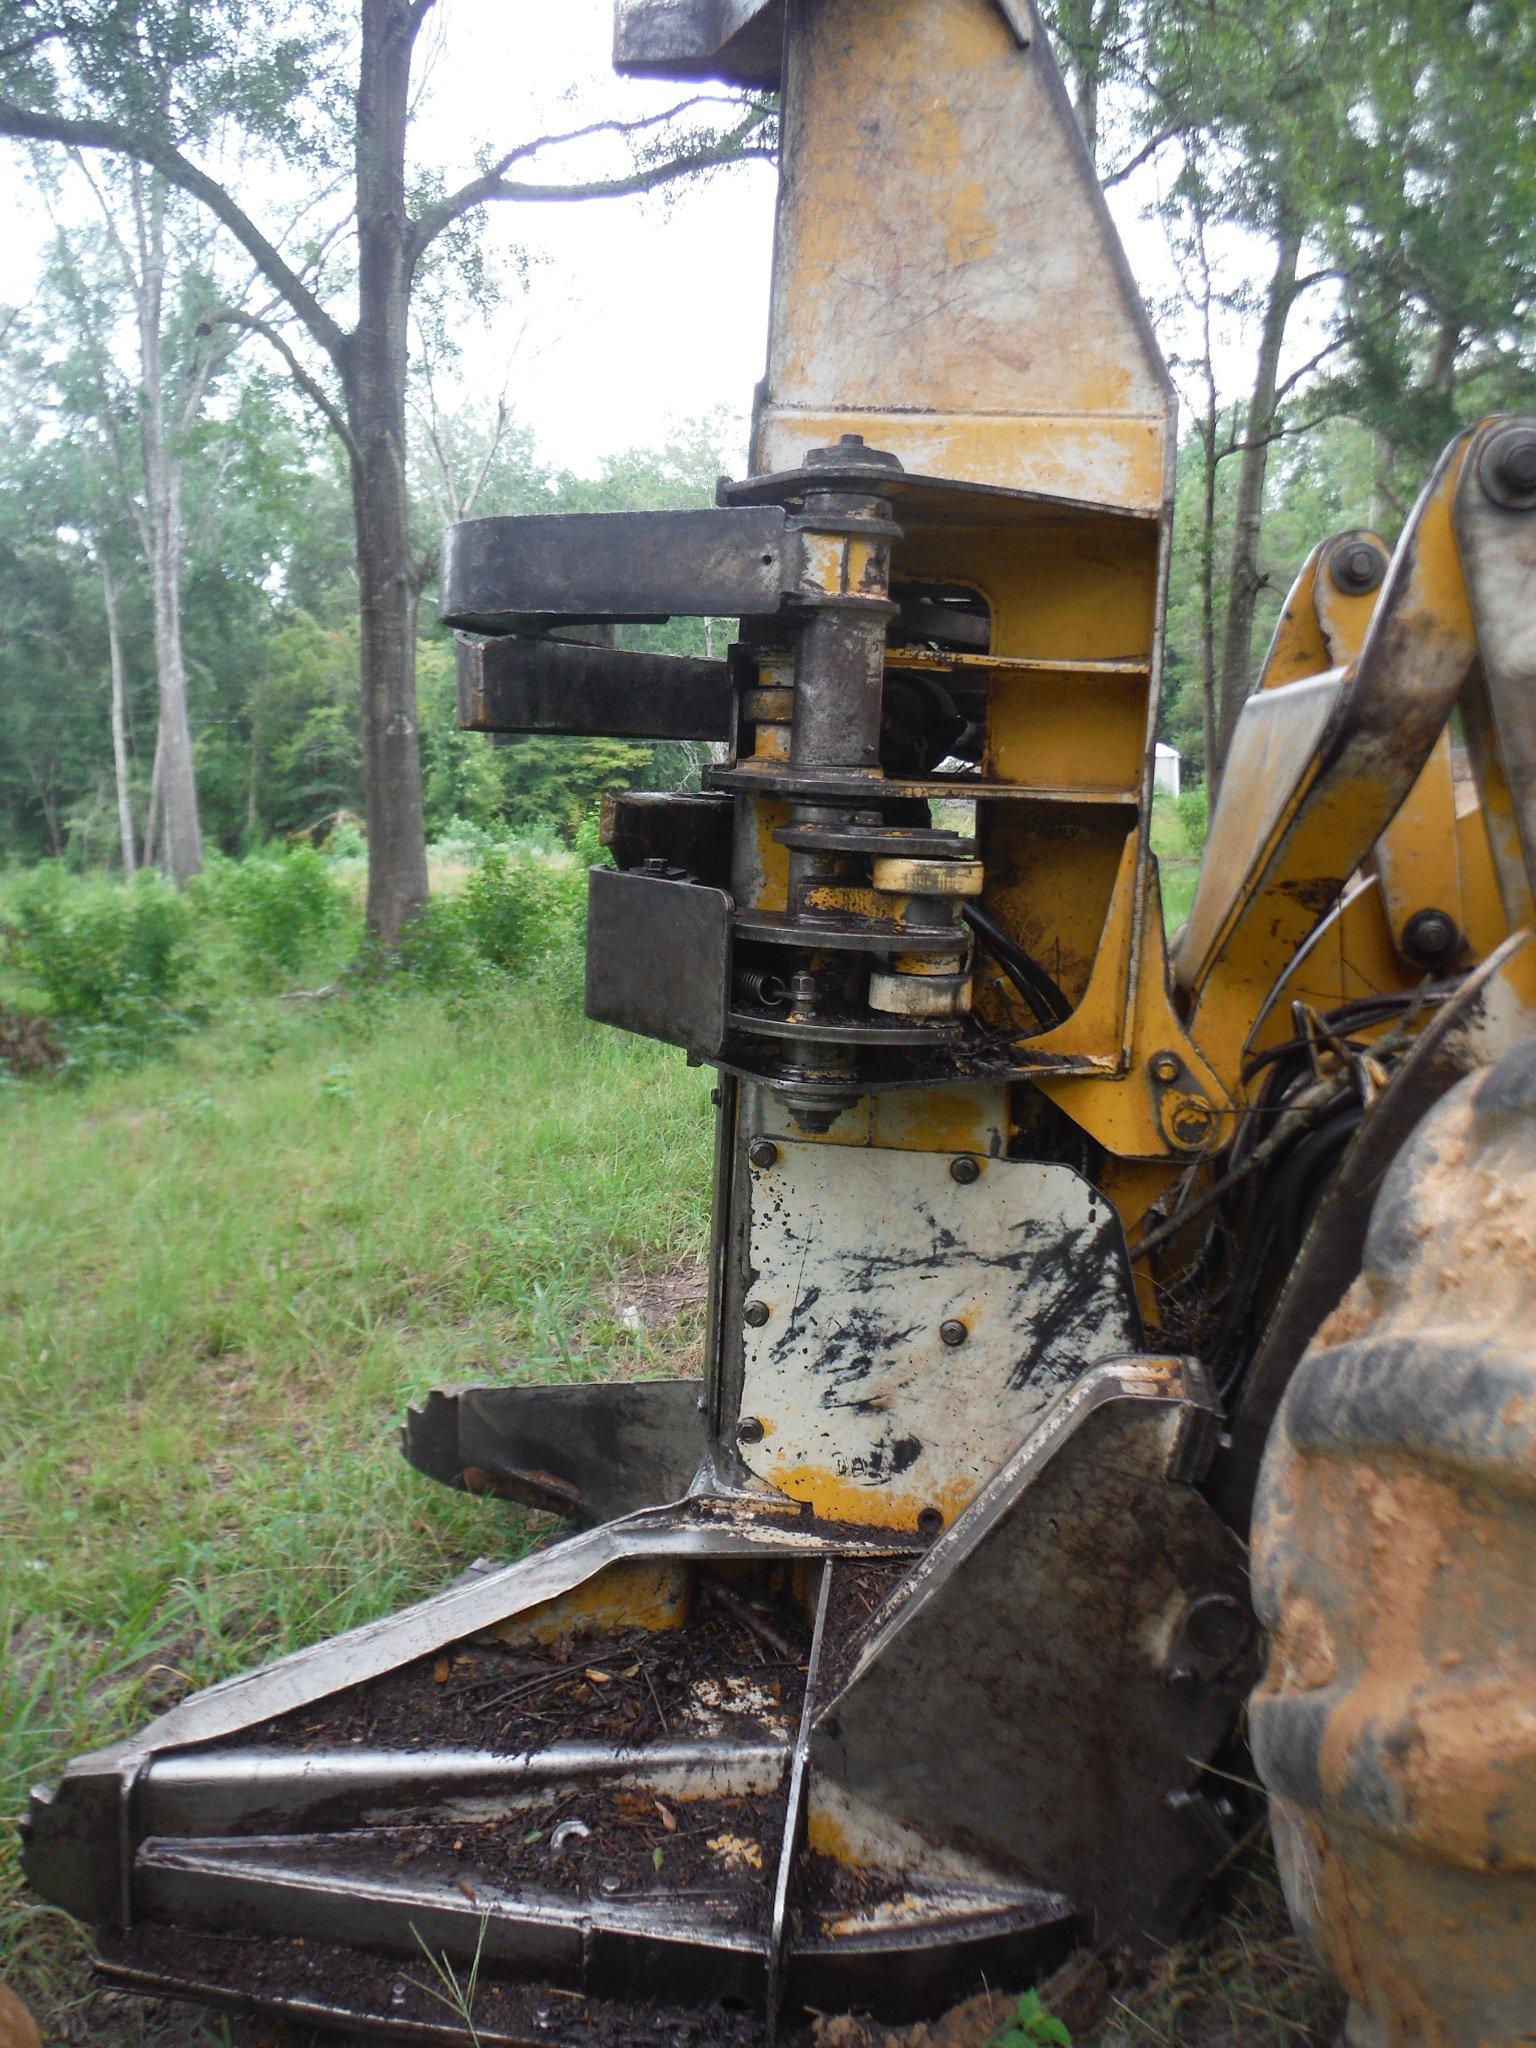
top-left (735, 968), bottom-right (789, 1009)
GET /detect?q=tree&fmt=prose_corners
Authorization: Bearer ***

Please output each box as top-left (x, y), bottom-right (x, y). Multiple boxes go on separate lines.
top-left (0, 1), bottom-right (774, 942)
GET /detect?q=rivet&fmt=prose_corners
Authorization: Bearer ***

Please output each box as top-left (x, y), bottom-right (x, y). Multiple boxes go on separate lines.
top-left (748, 1138), bottom-right (779, 1170)
top-left (949, 1155), bottom-right (981, 1185)
top-left (939, 1319), bottom-right (968, 1348)
top-left (744, 1299), bottom-right (771, 1328)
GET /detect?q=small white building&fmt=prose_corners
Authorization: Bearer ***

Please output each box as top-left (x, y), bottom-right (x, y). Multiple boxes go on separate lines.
top-left (1153, 741), bottom-right (1181, 799)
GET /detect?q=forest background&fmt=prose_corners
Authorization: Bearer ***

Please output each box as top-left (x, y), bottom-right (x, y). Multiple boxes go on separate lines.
top-left (0, 0), bottom-right (1532, 921)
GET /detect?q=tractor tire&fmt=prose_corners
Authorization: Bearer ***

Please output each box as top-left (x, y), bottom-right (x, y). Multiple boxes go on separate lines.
top-left (1250, 1035), bottom-right (1536, 2048)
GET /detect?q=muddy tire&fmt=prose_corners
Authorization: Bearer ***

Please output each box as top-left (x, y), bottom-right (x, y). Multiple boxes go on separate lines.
top-left (1250, 1036), bottom-right (1536, 2048)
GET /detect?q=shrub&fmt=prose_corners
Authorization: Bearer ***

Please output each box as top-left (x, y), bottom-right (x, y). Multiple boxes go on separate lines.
top-left (0, 866), bottom-right (200, 1070)
top-left (194, 845), bottom-right (350, 980)
top-left (3, 866), bottom-right (195, 1018)
top-left (1174, 784), bottom-right (1209, 851)
top-left (398, 848), bottom-right (586, 992)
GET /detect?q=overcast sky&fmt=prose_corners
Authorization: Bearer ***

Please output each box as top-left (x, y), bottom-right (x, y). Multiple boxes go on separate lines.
top-left (1, 0), bottom-right (1268, 477)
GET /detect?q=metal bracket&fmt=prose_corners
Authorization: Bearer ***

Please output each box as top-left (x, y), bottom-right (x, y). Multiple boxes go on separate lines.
top-left (441, 506), bottom-right (793, 632)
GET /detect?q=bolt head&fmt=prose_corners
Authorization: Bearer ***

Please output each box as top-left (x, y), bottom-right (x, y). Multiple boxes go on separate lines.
top-left (1403, 906), bottom-right (1461, 966)
top-left (1150, 1050), bottom-right (1182, 1085)
top-left (737, 1415), bottom-right (766, 1445)
top-left (1330, 539), bottom-right (1386, 595)
top-left (949, 1155), bottom-right (981, 1185)
top-left (939, 1318), bottom-right (969, 1348)
top-left (1480, 425), bottom-right (1536, 507)
top-left (916, 1506), bottom-right (945, 1538)
top-left (743, 1299), bottom-right (771, 1328)
top-left (748, 1138), bottom-right (779, 1170)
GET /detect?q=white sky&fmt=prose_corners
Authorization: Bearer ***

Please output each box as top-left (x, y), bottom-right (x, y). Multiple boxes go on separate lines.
top-left (0, 0), bottom-right (1282, 477)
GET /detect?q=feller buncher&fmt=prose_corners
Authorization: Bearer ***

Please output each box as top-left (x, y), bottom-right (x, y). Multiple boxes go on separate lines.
top-left (23, 3), bottom-right (1536, 2043)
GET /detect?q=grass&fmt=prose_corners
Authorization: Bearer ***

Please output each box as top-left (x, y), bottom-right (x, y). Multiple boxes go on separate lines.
top-left (0, 975), bottom-right (712, 2041)
top-left (1150, 794), bottom-right (1204, 934)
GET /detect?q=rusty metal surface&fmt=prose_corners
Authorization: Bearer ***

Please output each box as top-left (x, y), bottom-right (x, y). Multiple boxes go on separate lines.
top-left (756, 0), bottom-right (1172, 507)
top-left (440, 507), bottom-right (792, 630)
top-left (402, 1379), bottom-right (709, 1523)
top-left (1251, 1035), bottom-right (1536, 2047)
top-left (455, 634), bottom-right (730, 742)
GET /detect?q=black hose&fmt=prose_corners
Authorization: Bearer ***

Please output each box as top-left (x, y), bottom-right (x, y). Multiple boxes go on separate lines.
top-left (963, 904), bottom-right (1074, 1029)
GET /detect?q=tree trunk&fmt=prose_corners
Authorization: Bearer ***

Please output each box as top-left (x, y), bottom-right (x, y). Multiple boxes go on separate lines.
top-left (101, 556), bottom-right (137, 873)
top-left (1213, 220), bottom-right (1302, 776)
top-left (130, 166), bottom-right (203, 885)
top-left (346, 0), bottom-right (430, 947)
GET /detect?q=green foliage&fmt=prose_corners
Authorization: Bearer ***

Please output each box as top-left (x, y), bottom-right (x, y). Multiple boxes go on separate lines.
top-left (0, 866), bottom-right (200, 1068)
top-left (191, 844), bottom-right (351, 979)
top-left (398, 848), bottom-right (586, 995)
top-left (1174, 785), bottom-right (1208, 849)
top-left (985, 1989), bottom-right (1073, 2048)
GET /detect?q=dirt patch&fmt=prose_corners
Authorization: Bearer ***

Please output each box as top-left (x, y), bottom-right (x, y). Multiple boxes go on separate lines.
top-left (609, 1257), bottom-right (709, 1333)
top-left (351, 1783), bottom-right (783, 1918)
top-left (818, 1560), bottom-right (908, 1697)
top-left (239, 1595), bottom-right (811, 1758)
top-left (97, 1925), bottom-right (765, 2047)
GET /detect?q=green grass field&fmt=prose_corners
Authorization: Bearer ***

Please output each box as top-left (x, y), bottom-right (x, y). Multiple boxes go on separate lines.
top-left (0, 979), bottom-right (713, 2041)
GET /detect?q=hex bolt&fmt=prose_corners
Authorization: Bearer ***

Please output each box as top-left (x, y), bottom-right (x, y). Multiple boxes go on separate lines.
top-left (743, 1299), bottom-right (771, 1328)
top-left (737, 1415), bottom-right (766, 1445)
top-left (939, 1318), bottom-right (969, 1348)
top-left (748, 1138), bottom-right (779, 1170)
top-left (1402, 906), bottom-right (1461, 967)
top-left (1150, 1050), bottom-right (1182, 1085)
top-left (1330, 540), bottom-right (1386, 595)
top-left (950, 1155), bottom-right (981, 1185)
top-left (916, 1506), bottom-right (945, 1538)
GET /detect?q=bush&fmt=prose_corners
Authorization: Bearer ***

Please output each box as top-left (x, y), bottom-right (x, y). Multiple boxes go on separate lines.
top-left (0, 866), bottom-right (200, 1070)
top-left (3, 866), bottom-right (195, 1018)
top-left (194, 845), bottom-right (350, 980)
top-left (1174, 784), bottom-right (1208, 851)
top-left (398, 848), bottom-right (586, 992)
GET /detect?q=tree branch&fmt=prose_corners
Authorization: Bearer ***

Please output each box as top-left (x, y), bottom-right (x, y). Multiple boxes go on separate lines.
top-left (0, 96), bottom-right (351, 367)
top-left (204, 308), bottom-right (357, 456)
top-left (409, 98), bottom-right (774, 263)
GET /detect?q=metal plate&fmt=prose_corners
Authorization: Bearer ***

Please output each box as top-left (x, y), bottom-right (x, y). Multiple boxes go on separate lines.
top-left (440, 507), bottom-right (790, 631)
top-left (737, 1144), bottom-right (1139, 1524)
top-left (614, 0), bottom-right (786, 84)
top-left (585, 866), bottom-right (732, 1058)
top-left (456, 634), bottom-right (731, 742)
